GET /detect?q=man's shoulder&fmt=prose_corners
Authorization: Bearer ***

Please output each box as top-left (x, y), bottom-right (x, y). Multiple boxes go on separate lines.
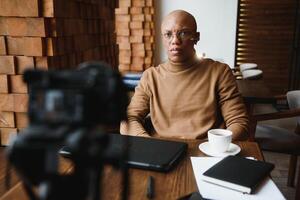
top-left (143, 63), bottom-right (166, 76)
top-left (202, 58), bottom-right (229, 69)
top-left (200, 58), bottom-right (231, 74)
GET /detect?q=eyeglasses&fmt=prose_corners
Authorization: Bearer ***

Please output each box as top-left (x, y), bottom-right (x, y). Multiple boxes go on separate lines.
top-left (162, 30), bottom-right (196, 41)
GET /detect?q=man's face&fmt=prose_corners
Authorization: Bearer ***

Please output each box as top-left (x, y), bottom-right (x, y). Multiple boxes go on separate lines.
top-left (161, 13), bottom-right (199, 63)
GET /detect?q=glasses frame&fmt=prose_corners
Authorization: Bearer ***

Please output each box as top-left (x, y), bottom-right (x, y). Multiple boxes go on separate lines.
top-left (162, 30), bottom-right (197, 41)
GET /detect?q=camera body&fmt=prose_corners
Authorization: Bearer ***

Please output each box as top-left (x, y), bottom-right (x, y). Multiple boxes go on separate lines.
top-left (25, 62), bottom-right (128, 127)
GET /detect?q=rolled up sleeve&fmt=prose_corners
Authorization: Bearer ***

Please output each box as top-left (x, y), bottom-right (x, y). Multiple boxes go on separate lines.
top-left (120, 72), bottom-right (151, 137)
top-left (217, 65), bottom-right (249, 140)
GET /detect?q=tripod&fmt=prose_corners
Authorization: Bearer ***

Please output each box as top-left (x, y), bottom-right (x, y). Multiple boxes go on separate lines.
top-left (6, 125), bottom-right (129, 200)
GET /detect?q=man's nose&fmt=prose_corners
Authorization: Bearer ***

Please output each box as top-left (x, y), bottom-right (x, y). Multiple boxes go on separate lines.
top-left (170, 34), bottom-right (181, 44)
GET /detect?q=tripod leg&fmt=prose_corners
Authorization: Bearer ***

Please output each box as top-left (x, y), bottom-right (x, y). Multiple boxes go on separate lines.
top-left (22, 182), bottom-right (38, 200)
top-left (88, 167), bottom-right (102, 200)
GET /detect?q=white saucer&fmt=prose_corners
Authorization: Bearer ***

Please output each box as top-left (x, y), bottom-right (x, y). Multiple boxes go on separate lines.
top-left (199, 142), bottom-right (241, 157)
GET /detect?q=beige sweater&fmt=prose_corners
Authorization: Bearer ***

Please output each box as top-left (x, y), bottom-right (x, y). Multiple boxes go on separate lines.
top-left (120, 57), bottom-right (249, 140)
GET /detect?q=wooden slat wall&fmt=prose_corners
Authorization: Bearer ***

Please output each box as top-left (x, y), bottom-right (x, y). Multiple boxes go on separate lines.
top-left (289, 0), bottom-right (300, 90)
top-left (235, 0), bottom-right (298, 94)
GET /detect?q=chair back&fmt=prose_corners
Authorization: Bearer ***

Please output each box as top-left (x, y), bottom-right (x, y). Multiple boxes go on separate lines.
top-left (287, 90), bottom-right (300, 127)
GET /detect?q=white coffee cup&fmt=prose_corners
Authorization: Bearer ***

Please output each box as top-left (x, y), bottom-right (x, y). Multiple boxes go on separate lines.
top-left (208, 129), bottom-right (232, 153)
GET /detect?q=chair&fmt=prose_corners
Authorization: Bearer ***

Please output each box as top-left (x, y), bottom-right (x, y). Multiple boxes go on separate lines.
top-left (241, 69), bottom-right (263, 80)
top-left (239, 63), bottom-right (258, 72)
top-left (233, 63), bottom-right (263, 80)
top-left (250, 90), bottom-right (300, 190)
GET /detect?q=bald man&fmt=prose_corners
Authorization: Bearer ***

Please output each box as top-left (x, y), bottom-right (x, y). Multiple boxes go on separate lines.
top-left (120, 10), bottom-right (249, 140)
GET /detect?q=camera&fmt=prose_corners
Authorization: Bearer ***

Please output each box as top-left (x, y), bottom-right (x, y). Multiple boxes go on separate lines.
top-left (25, 61), bottom-right (128, 127)
top-left (6, 61), bottom-right (129, 200)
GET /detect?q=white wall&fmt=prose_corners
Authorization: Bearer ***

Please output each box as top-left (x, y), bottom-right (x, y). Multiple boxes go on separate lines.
top-left (154, 0), bottom-right (238, 68)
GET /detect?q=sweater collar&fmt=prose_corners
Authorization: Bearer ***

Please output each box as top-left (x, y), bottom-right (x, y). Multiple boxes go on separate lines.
top-left (166, 54), bottom-right (199, 73)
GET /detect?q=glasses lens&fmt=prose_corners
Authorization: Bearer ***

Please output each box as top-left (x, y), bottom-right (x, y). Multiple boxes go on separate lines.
top-left (179, 31), bottom-right (192, 40)
top-left (163, 31), bottom-right (194, 41)
top-left (163, 32), bottom-right (173, 40)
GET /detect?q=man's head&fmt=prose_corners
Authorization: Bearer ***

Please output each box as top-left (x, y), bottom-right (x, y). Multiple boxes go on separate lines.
top-left (161, 10), bottom-right (200, 63)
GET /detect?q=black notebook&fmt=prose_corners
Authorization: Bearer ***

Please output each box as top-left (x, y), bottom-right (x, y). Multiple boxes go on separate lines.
top-left (202, 155), bottom-right (274, 194)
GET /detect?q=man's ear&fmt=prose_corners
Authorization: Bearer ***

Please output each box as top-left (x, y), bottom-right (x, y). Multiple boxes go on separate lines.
top-left (194, 32), bottom-right (200, 44)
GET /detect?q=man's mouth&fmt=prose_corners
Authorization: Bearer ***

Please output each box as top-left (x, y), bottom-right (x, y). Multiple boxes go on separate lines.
top-left (170, 48), bottom-right (182, 54)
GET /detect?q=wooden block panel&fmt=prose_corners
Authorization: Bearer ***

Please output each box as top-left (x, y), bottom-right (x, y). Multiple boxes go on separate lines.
top-left (2, 17), bottom-right (46, 37)
top-left (16, 56), bottom-right (35, 74)
top-left (0, 128), bottom-right (17, 146)
top-left (9, 75), bottom-right (27, 93)
top-left (117, 36), bottom-right (129, 43)
top-left (4, 17), bottom-right (27, 36)
top-left (119, 0), bottom-right (131, 7)
top-left (118, 64), bottom-right (130, 71)
top-left (145, 14), bottom-right (152, 21)
top-left (0, 18), bottom-right (7, 35)
top-left (144, 22), bottom-right (152, 29)
top-left (130, 35), bottom-right (143, 43)
top-left (116, 29), bottom-right (130, 36)
top-left (145, 56), bottom-right (152, 64)
top-left (0, 111), bottom-right (15, 128)
top-left (0, 0), bottom-right (40, 17)
top-left (145, 42), bottom-right (152, 50)
top-left (13, 94), bottom-right (28, 112)
top-left (119, 50), bottom-right (131, 57)
top-left (131, 14), bottom-right (144, 21)
top-left (0, 94), bottom-right (29, 112)
top-left (116, 14), bottom-right (131, 22)
top-left (35, 57), bottom-right (49, 69)
top-left (132, 43), bottom-right (145, 51)
top-left (132, 56), bottom-right (145, 65)
top-left (42, 0), bottom-right (54, 17)
top-left (143, 7), bottom-right (150, 14)
top-left (132, 0), bottom-right (145, 7)
top-left (0, 75), bottom-right (8, 93)
top-left (131, 29), bottom-right (144, 36)
top-left (130, 7), bottom-right (143, 14)
top-left (132, 50), bottom-right (145, 57)
top-left (45, 37), bottom-right (58, 56)
top-left (129, 22), bottom-right (143, 29)
top-left (146, 50), bottom-right (153, 57)
top-left (7, 37), bottom-right (45, 56)
top-left (0, 56), bottom-right (16, 74)
top-left (116, 0), bottom-right (155, 72)
top-left (144, 29), bottom-right (151, 36)
top-left (0, 94), bottom-right (14, 111)
top-left (25, 18), bottom-right (46, 37)
top-left (119, 54), bottom-right (131, 64)
top-left (0, 36), bottom-right (6, 55)
top-left (6, 37), bottom-right (26, 56)
top-left (115, 22), bottom-right (129, 29)
top-left (145, 0), bottom-right (153, 6)
top-left (118, 42), bottom-right (131, 50)
top-left (130, 63), bottom-right (144, 71)
top-left (115, 7), bottom-right (129, 14)
top-left (15, 112), bottom-right (28, 128)
top-left (144, 36), bottom-right (154, 43)
top-left (24, 37), bottom-right (45, 56)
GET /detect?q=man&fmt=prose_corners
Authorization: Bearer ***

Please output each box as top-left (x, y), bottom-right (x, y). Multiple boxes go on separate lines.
top-left (120, 10), bottom-right (249, 140)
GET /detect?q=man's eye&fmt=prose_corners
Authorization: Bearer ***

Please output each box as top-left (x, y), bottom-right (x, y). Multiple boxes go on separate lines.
top-left (165, 32), bottom-right (172, 38)
top-left (179, 31), bottom-right (189, 38)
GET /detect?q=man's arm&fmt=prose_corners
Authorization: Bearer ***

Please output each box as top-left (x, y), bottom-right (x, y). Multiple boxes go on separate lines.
top-left (120, 72), bottom-right (151, 137)
top-left (217, 65), bottom-right (249, 140)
